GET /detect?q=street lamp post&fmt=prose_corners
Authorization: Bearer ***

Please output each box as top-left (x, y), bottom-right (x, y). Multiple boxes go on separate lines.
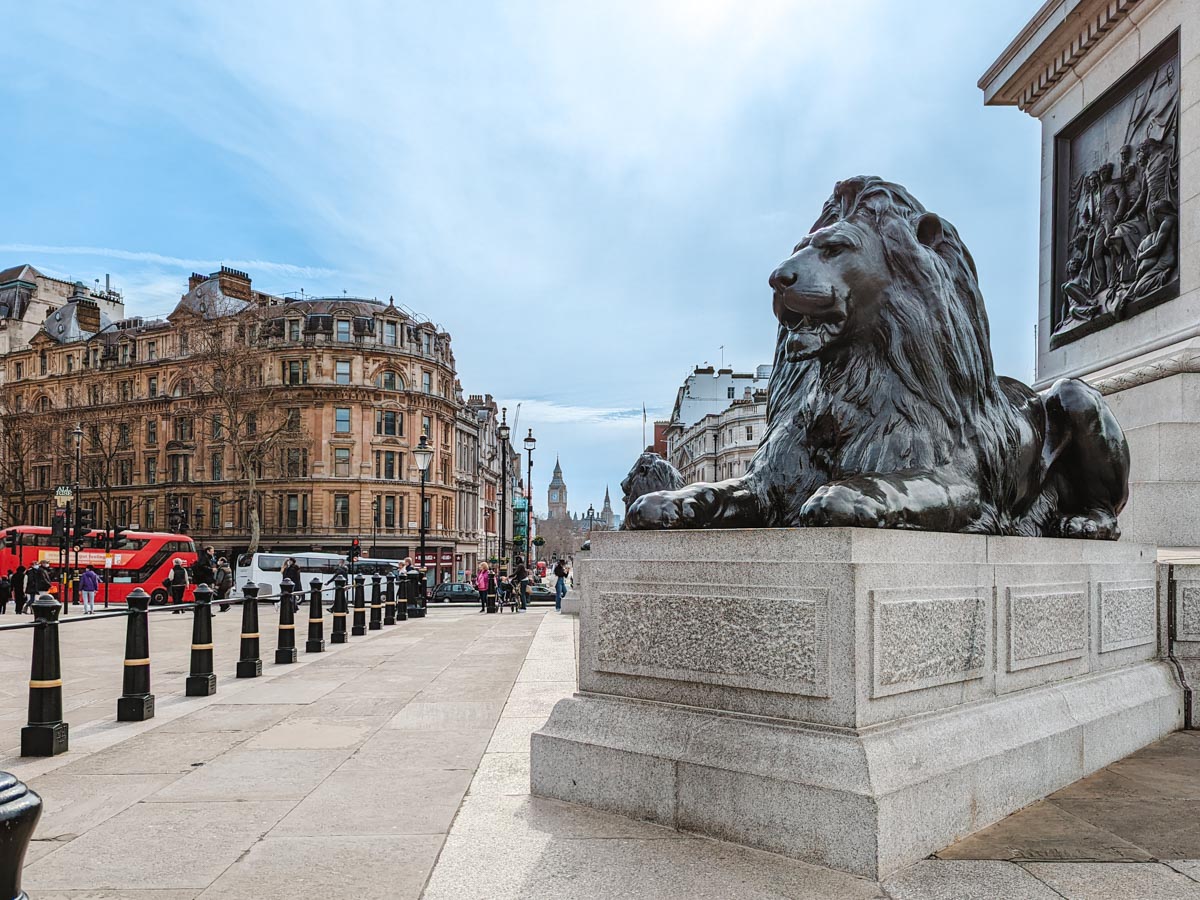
top-left (522, 429), bottom-right (536, 567)
top-left (413, 434), bottom-right (434, 584)
top-left (370, 497), bottom-right (378, 557)
top-left (61, 424), bottom-right (83, 605)
top-left (497, 409), bottom-right (510, 572)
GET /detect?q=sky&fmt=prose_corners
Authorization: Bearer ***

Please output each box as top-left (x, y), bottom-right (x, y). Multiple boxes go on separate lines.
top-left (2, 0), bottom-right (1043, 517)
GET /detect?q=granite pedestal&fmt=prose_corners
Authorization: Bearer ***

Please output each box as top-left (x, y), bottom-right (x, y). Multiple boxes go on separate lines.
top-left (530, 528), bottom-right (1184, 879)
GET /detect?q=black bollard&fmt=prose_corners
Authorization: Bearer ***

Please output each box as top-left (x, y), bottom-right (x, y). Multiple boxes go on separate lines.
top-left (409, 572), bottom-right (428, 618)
top-left (117, 587), bottom-right (155, 721)
top-left (330, 575), bottom-right (348, 644)
top-left (351, 574), bottom-right (367, 637)
top-left (236, 585), bottom-right (262, 678)
top-left (369, 574), bottom-right (383, 631)
top-left (186, 584), bottom-right (217, 696)
top-left (391, 573), bottom-right (406, 622)
top-left (21, 594), bottom-right (68, 757)
top-left (275, 578), bottom-right (297, 665)
top-left (383, 573), bottom-right (397, 625)
top-left (305, 578), bottom-right (326, 653)
top-left (0, 771), bottom-right (42, 900)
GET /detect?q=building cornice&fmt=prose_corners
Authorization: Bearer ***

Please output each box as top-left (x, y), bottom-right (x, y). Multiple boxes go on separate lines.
top-left (979, 0), bottom-right (1148, 113)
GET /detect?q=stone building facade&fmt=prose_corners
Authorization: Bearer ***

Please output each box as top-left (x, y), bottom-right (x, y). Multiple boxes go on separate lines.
top-left (666, 388), bottom-right (768, 486)
top-left (981, 0), bottom-right (1199, 547)
top-left (0, 265), bottom-right (518, 583)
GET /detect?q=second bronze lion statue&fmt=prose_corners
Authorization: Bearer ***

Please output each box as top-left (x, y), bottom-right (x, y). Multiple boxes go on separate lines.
top-left (627, 176), bottom-right (1129, 538)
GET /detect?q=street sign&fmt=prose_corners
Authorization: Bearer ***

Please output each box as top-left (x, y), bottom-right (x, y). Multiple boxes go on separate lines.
top-left (104, 553), bottom-right (113, 569)
top-left (54, 486), bottom-right (73, 508)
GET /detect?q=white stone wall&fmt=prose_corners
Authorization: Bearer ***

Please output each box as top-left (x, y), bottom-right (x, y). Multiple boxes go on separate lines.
top-left (1029, 0), bottom-right (1200, 388)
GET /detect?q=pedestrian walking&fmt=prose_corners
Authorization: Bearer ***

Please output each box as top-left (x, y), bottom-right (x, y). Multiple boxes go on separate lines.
top-left (553, 558), bottom-right (569, 611)
top-left (79, 565), bottom-right (100, 615)
top-left (214, 557), bottom-right (233, 612)
top-left (282, 557), bottom-right (303, 611)
top-left (167, 558), bottom-right (190, 613)
top-left (513, 558), bottom-right (530, 612)
top-left (0, 574), bottom-right (12, 614)
top-left (24, 562), bottom-right (50, 612)
top-left (11, 565), bottom-right (24, 611)
top-left (475, 562), bottom-right (491, 612)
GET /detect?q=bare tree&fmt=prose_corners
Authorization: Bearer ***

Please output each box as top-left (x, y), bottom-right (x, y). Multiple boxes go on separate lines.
top-left (186, 298), bottom-right (302, 555)
top-left (0, 388), bottom-right (46, 526)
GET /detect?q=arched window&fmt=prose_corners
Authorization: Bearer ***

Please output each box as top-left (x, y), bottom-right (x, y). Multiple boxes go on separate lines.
top-left (377, 370), bottom-right (403, 391)
top-left (173, 378), bottom-right (192, 398)
top-left (38, 396), bottom-right (50, 412)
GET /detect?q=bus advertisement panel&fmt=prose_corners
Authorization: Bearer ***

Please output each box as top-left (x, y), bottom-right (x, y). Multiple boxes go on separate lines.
top-left (0, 526), bottom-right (198, 605)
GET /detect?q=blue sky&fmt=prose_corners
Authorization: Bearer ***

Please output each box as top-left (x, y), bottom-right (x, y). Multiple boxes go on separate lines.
top-left (3, 1), bottom-right (1042, 516)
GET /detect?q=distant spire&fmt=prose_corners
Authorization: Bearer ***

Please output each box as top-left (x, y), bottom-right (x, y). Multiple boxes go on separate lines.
top-left (553, 456), bottom-right (562, 476)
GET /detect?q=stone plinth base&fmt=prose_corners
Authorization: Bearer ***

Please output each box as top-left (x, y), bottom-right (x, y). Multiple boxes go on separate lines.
top-left (530, 528), bottom-right (1184, 879)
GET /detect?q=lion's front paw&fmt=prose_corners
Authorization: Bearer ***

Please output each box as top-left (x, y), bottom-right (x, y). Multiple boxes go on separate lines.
top-left (799, 483), bottom-right (891, 528)
top-left (626, 491), bottom-right (686, 530)
top-left (1057, 510), bottom-right (1120, 540)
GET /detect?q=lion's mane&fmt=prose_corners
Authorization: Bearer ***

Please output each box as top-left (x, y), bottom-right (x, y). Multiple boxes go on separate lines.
top-left (758, 176), bottom-right (1027, 519)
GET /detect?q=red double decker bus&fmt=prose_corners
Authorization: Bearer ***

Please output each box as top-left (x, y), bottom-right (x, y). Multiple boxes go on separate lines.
top-left (0, 526), bottom-right (198, 605)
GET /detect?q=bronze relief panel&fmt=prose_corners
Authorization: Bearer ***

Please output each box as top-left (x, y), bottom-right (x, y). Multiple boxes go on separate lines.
top-left (1051, 33), bottom-right (1180, 348)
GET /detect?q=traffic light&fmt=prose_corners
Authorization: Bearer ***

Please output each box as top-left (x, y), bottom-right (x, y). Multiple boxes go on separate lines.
top-left (112, 528), bottom-right (131, 549)
top-left (349, 538), bottom-right (361, 561)
top-left (3, 530), bottom-right (17, 552)
top-left (75, 508), bottom-right (94, 535)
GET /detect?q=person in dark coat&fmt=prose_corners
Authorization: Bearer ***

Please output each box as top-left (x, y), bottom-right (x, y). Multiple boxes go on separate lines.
top-left (168, 558), bottom-right (190, 613)
top-left (10, 566), bottom-right (24, 610)
top-left (281, 558), bottom-right (303, 611)
top-left (0, 575), bottom-right (11, 614)
top-left (213, 557), bottom-right (233, 613)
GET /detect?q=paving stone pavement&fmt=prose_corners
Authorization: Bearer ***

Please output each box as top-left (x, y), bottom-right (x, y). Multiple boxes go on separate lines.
top-left (5, 600), bottom-right (1199, 898)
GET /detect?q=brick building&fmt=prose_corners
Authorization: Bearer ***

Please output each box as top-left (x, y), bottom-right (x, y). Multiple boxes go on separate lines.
top-left (0, 265), bottom-right (517, 583)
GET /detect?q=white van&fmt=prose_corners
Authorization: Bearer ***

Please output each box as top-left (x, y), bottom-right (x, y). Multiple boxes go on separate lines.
top-left (234, 552), bottom-right (400, 597)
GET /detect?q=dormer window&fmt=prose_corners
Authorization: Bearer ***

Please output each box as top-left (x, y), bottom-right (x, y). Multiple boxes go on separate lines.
top-left (383, 321), bottom-right (397, 346)
top-left (336, 319), bottom-right (351, 342)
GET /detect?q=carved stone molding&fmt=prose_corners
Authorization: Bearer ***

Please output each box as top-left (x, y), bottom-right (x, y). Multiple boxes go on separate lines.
top-left (981, 0), bottom-right (1146, 112)
top-left (1088, 346), bottom-right (1200, 394)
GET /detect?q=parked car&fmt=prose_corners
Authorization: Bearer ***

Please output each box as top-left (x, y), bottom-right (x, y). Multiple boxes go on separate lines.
top-left (527, 583), bottom-right (555, 603)
top-left (431, 582), bottom-right (477, 603)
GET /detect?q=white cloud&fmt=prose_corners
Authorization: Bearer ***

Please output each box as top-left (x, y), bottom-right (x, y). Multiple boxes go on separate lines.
top-left (0, 244), bottom-right (334, 280)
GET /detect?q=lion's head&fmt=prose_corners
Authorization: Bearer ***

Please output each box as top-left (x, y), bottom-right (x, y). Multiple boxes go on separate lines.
top-left (766, 176), bottom-right (1001, 427)
top-left (620, 452), bottom-right (684, 517)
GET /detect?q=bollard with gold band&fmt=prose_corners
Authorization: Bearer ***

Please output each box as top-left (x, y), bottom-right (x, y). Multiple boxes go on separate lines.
top-left (117, 587), bottom-right (155, 721)
top-left (305, 577), bottom-right (326, 653)
top-left (383, 572), bottom-right (397, 625)
top-left (351, 574), bottom-right (367, 637)
top-left (21, 593), bottom-right (68, 757)
top-left (0, 771), bottom-right (42, 900)
top-left (391, 572), bottom-right (407, 622)
top-left (369, 574), bottom-right (383, 631)
top-left (186, 584), bottom-right (217, 696)
top-left (331, 575), bottom-right (348, 644)
top-left (275, 578), bottom-right (297, 665)
top-left (236, 584), bottom-right (262, 678)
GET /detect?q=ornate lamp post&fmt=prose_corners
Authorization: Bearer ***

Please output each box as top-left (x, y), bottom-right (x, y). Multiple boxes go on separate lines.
top-left (413, 434), bottom-right (434, 582)
top-left (523, 429), bottom-right (536, 566)
top-left (497, 409), bottom-right (511, 571)
top-left (62, 424), bottom-right (83, 604)
top-left (370, 497), bottom-right (379, 556)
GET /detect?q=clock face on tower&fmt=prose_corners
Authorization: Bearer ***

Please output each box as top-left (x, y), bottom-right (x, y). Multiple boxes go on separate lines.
top-left (550, 491), bottom-right (559, 502)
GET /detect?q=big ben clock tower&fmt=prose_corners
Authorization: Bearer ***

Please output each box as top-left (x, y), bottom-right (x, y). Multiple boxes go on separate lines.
top-left (547, 458), bottom-right (568, 519)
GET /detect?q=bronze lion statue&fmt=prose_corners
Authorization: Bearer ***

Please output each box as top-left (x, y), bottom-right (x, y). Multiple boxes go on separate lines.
top-left (627, 176), bottom-right (1129, 538)
top-left (620, 452), bottom-right (684, 527)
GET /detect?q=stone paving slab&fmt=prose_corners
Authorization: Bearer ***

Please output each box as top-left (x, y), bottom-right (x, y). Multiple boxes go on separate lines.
top-left (15, 606), bottom-right (549, 898)
top-left (10, 601), bottom-right (1200, 899)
